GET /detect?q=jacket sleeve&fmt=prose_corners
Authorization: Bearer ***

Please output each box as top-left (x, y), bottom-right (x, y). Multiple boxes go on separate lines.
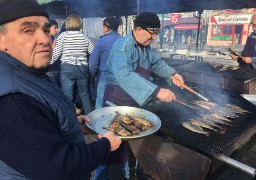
top-left (89, 40), bottom-right (101, 77)
top-left (0, 93), bottom-right (110, 180)
top-left (150, 49), bottom-right (176, 78)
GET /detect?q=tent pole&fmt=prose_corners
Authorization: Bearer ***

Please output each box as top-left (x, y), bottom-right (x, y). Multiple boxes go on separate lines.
top-left (196, 10), bottom-right (202, 52)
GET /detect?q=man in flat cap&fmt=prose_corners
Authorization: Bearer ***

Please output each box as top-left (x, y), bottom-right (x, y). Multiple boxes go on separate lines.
top-left (96, 12), bottom-right (184, 179)
top-left (89, 16), bottom-right (121, 109)
top-left (0, 0), bottom-right (121, 179)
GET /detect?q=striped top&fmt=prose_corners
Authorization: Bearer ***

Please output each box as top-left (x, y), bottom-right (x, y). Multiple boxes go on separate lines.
top-left (52, 31), bottom-right (94, 65)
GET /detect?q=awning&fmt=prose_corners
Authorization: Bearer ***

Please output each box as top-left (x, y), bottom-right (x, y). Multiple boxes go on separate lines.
top-left (174, 24), bottom-right (202, 30)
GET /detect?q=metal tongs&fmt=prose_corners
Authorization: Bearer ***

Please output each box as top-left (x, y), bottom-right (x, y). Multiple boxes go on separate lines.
top-left (174, 99), bottom-right (196, 110)
top-left (176, 80), bottom-right (209, 101)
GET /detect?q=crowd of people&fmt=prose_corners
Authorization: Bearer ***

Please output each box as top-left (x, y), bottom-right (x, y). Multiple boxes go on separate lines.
top-left (0, 0), bottom-right (187, 179)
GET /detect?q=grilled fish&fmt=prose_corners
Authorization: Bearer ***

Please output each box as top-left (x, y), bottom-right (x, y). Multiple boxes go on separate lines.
top-left (182, 122), bottom-right (209, 135)
top-left (132, 120), bottom-right (150, 131)
top-left (190, 119), bottom-right (218, 131)
top-left (193, 100), bottom-right (217, 110)
top-left (103, 126), bottom-right (132, 136)
top-left (212, 109), bottom-right (239, 118)
top-left (202, 115), bottom-right (233, 126)
top-left (225, 104), bottom-right (250, 114)
top-left (120, 121), bottom-right (140, 134)
top-left (196, 117), bottom-right (223, 129)
top-left (109, 115), bottom-right (120, 129)
top-left (211, 113), bottom-right (232, 122)
top-left (132, 116), bottom-right (154, 127)
top-left (116, 111), bottom-right (134, 125)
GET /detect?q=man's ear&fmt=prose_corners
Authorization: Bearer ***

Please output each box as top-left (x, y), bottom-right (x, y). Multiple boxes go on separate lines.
top-left (0, 34), bottom-right (7, 52)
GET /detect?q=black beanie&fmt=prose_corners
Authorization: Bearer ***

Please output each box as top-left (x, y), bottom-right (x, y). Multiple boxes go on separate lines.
top-left (103, 17), bottom-right (120, 31)
top-left (134, 12), bottom-right (160, 31)
top-left (0, 0), bottom-right (49, 25)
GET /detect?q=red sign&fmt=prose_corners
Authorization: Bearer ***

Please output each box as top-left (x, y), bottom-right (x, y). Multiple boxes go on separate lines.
top-left (170, 13), bottom-right (182, 24)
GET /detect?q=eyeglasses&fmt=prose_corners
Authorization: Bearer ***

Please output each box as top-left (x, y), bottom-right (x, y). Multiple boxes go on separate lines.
top-left (144, 29), bottom-right (160, 37)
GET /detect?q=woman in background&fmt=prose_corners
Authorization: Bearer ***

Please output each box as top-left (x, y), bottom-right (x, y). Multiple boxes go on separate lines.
top-left (52, 13), bottom-right (93, 115)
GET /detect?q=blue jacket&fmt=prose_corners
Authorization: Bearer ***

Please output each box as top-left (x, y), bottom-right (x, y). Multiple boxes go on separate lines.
top-left (98, 33), bottom-right (176, 106)
top-left (89, 31), bottom-right (121, 80)
top-left (0, 52), bottom-right (110, 179)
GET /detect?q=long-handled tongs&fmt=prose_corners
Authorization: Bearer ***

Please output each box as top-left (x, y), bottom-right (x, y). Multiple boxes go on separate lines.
top-left (176, 80), bottom-right (209, 101)
top-left (174, 99), bottom-right (196, 110)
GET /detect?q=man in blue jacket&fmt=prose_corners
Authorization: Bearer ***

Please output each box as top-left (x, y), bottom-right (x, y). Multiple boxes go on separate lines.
top-left (0, 0), bottom-right (121, 179)
top-left (96, 12), bottom-right (184, 179)
top-left (89, 16), bottom-right (122, 109)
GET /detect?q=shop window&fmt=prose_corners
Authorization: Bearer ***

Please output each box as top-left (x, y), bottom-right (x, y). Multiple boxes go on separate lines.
top-left (212, 25), bottom-right (233, 35)
top-left (223, 25), bottom-right (232, 34)
top-left (212, 25), bottom-right (222, 35)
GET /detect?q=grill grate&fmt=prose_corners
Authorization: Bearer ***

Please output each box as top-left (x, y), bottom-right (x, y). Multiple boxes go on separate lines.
top-left (146, 82), bottom-right (256, 156)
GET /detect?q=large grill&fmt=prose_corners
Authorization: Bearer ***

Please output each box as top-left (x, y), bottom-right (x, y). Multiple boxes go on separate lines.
top-left (145, 59), bottom-right (256, 177)
top-left (148, 92), bottom-right (256, 156)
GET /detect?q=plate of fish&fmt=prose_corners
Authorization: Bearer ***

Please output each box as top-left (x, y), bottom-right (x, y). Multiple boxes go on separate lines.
top-left (86, 106), bottom-right (161, 140)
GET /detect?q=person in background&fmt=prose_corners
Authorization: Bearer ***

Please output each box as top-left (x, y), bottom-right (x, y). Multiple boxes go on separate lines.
top-left (52, 13), bottom-right (94, 115)
top-left (89, 16), bottom-right (121, 109)
top-left (229, 17), bottom-right (256, 69)
top-left (0, 0), bottom-right (121, 179)
top-left (96, 12), bottom-right (184, 179)
top-left (46, 19), bottom-right (61, 87)
top-left (49, 19), bottom-right (59, 46)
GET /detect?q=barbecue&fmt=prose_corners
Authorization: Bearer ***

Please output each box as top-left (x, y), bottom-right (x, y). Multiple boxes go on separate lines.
top-left (141, 58), bottom-right (256, 178)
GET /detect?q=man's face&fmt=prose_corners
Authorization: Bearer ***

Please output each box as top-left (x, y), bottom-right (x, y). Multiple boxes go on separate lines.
top-left (50, 25), bottom-right (58, 36)
top-left (0, 16), bottom-right (52, 69)
top-left (135, 27), bottom-right (159, 46)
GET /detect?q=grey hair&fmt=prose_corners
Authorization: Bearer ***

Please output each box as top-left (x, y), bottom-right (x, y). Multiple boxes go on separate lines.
top-left (0, 24), bottom-right (7, 34)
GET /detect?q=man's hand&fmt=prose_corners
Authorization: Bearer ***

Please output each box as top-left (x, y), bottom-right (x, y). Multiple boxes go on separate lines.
top-left (242, 57), bottom-right (252, 63)
top-left (171, 73), bottom-right (184, 88)
top-left (229, 54), bottom-right (238, 60)
top-left (102, 131), bottom-right (122, 151)
top-left (156, 88), bottom-right (176, 102)
top-left (77, 115), bottom-right (95, 135)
